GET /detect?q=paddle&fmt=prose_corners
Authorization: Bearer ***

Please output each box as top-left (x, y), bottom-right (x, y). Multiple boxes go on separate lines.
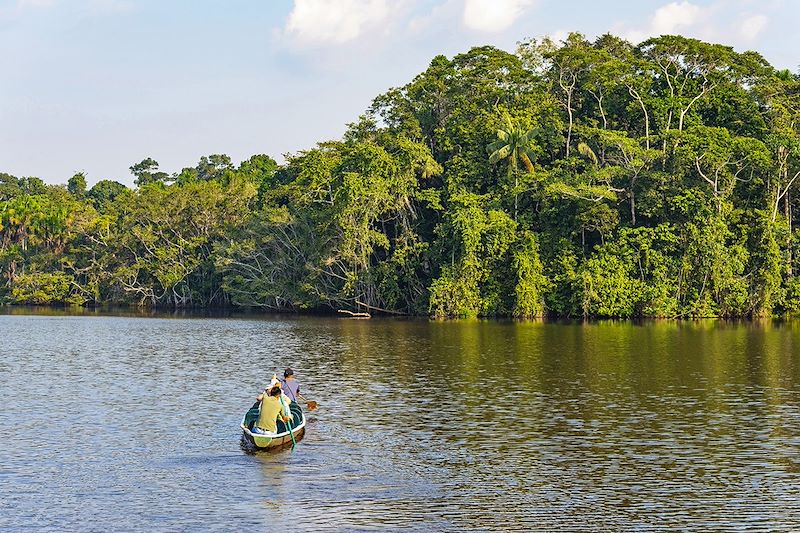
top-left (279, 396), bottom-right (296, 450)
top-left (291, 389), bottom-right (317, 411)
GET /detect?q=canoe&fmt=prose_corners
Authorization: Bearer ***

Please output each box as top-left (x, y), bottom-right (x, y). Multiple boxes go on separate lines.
top-left (240, 400), bottom-right (305, 449)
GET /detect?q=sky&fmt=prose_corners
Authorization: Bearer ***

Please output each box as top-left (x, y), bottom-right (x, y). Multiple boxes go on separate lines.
top-left (1, 0), bottom-right (798, 186)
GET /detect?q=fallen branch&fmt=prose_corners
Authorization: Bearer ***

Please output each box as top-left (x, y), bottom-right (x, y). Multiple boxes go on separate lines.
top-left (337, 309), bottom-right (371, 318)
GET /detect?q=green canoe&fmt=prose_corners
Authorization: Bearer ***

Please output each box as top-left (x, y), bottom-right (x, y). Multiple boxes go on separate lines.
top-left (240, 400), bottom-right (306, 449)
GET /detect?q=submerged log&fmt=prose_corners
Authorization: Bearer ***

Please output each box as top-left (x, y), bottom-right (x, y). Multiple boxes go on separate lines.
top-left (337, 309), bottom-right (371, 319)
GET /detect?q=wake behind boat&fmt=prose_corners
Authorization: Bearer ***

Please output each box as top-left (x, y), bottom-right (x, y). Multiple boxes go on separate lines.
top-left (241, 400), bottom-right (305, 450)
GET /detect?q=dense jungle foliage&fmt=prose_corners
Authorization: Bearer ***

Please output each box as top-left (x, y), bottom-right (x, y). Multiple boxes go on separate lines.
top-left (3, 33), bottom-right (800, 318)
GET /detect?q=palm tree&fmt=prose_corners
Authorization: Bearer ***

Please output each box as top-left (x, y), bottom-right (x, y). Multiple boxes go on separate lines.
top-left (6, 196), bottom-right (40, 253)
top-left (487, 115), bottom-right (538, 220)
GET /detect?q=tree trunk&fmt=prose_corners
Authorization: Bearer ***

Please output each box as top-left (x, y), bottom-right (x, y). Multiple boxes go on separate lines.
top-left (566, 91), bottom-right (573, 158)
top-left (628, 87), bottom-right (650, 150)
top-left (786, 190), bottom-right (793, 278)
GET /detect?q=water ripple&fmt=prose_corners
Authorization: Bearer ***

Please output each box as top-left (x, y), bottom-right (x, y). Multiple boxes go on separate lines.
top-left (1, 315), bottom-right (799, 531)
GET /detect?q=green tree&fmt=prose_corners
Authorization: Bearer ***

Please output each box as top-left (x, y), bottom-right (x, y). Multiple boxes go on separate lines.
top-left (18, 177), bottom-right (48, 196)
top-left (0, 173), bottom-right (21, 201)
top-left (487, 114), bottom-right (539, 220)
top-left (130, 158), bottom-right (169, 187)
top-left (9, 271), bottom-right (83, 305)
top-left (88, 180), bottom-right (128, 209)
top-left (67, 172), bottom-right (87, 198)
top-left (3, 32), bottom-right (800, 320)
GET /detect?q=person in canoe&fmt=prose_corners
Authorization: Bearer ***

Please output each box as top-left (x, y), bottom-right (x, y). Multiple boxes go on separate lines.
top-left (264, 373), bottom-right (293, 412)
top-left (279, 368), bottom-right (318, 410)
top-left (280, 368), bottom-right (302, 405)
top-left (253, 384), bottom-right (291, 435)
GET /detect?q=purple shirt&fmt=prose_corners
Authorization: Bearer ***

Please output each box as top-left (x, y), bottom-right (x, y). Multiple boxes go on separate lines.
top-left (281, 378), bottom-right (300, 401)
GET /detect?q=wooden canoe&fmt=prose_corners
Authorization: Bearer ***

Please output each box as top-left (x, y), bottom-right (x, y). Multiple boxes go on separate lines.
top-left (240, 400), bottom-right (306, 450)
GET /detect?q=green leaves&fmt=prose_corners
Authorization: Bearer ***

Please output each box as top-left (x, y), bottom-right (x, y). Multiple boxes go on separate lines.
top-left (221, 135), bottom-right (442, 314)
top-left (3, 32), bottom-right (800, 318)
top-left (486, 114), bottom-right (540, 170)
top-left (129, 158), bottom-right (169, 187)
top-left (10, 272), bottom-right (82, 305)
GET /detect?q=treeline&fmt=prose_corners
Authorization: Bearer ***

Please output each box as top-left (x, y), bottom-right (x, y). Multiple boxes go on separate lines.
top-left (3, 33), bottom-right (800, 318)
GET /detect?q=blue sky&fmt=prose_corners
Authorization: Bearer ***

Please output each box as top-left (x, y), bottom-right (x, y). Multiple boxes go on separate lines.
top-left (1, 0), bottom-right (797, 186)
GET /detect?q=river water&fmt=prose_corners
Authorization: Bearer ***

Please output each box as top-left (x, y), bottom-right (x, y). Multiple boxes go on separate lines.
top-left (1, 311), bottom-right (799, 531)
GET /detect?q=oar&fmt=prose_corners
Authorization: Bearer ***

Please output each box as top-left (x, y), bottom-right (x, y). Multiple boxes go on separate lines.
top-left (279, 396), bottom-right (296, 450)
top-left (297, 394), bottom-right (318, 411)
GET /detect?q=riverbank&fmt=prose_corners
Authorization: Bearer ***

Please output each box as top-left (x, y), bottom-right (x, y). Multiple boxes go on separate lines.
top-left (4, 303), bottom-right (800, 322)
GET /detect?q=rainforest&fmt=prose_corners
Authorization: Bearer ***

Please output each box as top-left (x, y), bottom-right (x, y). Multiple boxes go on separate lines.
top-left (3, 33), bottom-right (800, 318)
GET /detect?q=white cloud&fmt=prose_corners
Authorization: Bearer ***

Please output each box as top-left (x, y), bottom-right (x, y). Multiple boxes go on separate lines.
top-left (284, 0), bottom-right (393, 45)
top-left (618, 1), bottom-right (772, 49)
top-left (738, 13), bottom-right (768, 42)
top-left (462, 0), bottom-right (536, 33)
top-left (650, 1), bottom-right (703, 34)
top-left (621, 1), bottom-right (711, 43)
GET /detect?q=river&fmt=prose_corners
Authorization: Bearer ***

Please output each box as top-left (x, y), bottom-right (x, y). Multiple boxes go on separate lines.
top-left (1, 311), bottom-right (799, 531)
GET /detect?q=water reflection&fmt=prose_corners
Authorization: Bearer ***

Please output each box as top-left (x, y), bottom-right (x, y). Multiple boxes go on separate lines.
top-left (1, 314), bottom-right (799, 531)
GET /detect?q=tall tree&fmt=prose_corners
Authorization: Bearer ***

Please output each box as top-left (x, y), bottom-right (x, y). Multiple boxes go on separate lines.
top-left (130, 158), bottom-right (169, 187)
top-left (487, 114), bottom-right (539, 220)
top-left (67, 172), bottom-right (87, 198)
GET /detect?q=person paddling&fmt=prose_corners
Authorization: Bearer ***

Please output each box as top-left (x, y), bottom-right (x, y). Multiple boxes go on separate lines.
top-left (280, 368), bottom-right (302, 405)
